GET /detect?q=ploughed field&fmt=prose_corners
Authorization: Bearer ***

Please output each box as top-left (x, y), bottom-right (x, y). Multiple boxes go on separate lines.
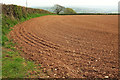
top-left (10, 15), bottom-right (118, 78)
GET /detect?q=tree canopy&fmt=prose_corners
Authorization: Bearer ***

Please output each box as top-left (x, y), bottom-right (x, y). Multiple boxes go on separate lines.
top-left (53, 4), bottom-right (65, 14)
top-left (64, 8), bottom-right (76, 14)
top-left (52, 4), bottom-right (76, 14)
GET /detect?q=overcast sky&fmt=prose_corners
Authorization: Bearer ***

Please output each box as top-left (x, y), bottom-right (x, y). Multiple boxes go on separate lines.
top-left (1, 0), bottom-right (119, 8)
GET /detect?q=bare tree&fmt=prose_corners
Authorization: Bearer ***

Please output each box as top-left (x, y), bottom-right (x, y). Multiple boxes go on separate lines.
top-left (53, 4), bottom-right (65, 14)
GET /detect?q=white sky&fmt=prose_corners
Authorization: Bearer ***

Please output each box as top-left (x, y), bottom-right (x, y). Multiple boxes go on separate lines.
top-left (1, 0), bottom-right (120, 7)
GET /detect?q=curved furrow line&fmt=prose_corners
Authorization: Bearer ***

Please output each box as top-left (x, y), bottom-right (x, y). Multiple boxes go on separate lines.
top-left (19, 27), bottom-right (57, 51)
top-left (20, 27), bottom-right (74, 55)
top-left (23, 24), bottom-right (61, 48)
top-left (22, 27), bottom-right (78, 54)
top-left (12, 27), bottom-right (48, 53)
top-left (27, 30), bottom-right (61, 48)
top-left (21, 27), bottom-right (60, 50)
top-left (23, 27), bottom-right (71, 52)
top-left (13, 26), bottom-right (76, 56)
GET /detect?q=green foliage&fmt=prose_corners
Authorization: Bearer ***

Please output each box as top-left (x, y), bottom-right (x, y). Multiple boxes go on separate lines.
top-left (13, 5), bottom-right (23, 19)
top-left (2, 50), bottom-right (35, 78)
top-left (2, 35), bottom-right (8, 46)
top-left (64, 8), bottom-right (76, 14)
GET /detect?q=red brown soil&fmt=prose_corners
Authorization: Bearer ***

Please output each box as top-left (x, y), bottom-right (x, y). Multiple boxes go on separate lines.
top-left (10, 15), bottom-right (118, 78)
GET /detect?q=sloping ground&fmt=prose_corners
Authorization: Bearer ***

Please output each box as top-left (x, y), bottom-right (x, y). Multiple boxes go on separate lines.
top-left (10, 15), bottom-right (118, 78)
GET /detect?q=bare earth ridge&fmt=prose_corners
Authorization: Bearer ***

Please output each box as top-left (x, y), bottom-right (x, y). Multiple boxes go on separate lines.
top-left (10, 15), bottom-right (118, 78)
